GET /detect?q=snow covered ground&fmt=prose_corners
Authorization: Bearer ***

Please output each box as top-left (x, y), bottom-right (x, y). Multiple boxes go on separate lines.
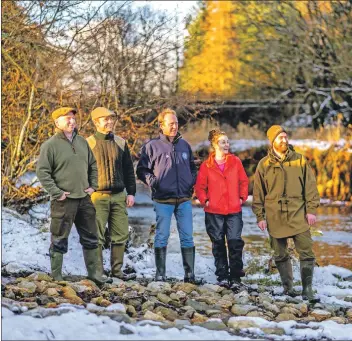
top-left (2, 207), bottom-right (352, 340)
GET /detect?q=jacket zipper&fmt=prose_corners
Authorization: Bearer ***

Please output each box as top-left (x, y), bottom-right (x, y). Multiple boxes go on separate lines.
top-left (173, 144), bottom-right (179, 198)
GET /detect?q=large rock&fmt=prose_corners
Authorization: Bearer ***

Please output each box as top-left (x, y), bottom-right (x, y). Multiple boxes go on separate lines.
top-left (146, 282), bottom-right (172, 294)
top-left (61, 286), bottom-right (84, 305)
top-left (261, 327), bottom-right (285, 336)
top-left (157, 293), bottom-right (172, 305)
top-left (142, 300), bottom-right (155, 312)
top-left (201, 284), bottom-right (224, 293)
top-left (276, 313), bottom-right (297, 321)
top-left (144, 310), bottom-right (166, 321)
top-left (310, 310), bottom-right (332, 322)
top-left (234, 291), bottom-right (250, 305)
top-left (195, 320), bottom-right (227, 331)
top-left (280, 306), bottom-right (302, 317)
top-left (262, 301), bottom-right (280, 315)
top-left (90, 296), bottom-right (111, 307)
top-left (185, 299), bottom-right (212, 313)
top-left (346, 308), bottom-right (352, 321)
top-left (191, 312), bottom-right (208, 323)
top-left (257, 293), bottom-right (273, 304)
top-left (227, 318), bottom-right (259, 329)
top-left (172, 282), bottom-right (197, 294)
top-left (154, 306), bottom-right (179, 321)
top-left (46, 288), bottom-right (59, 297)
top-left (328, 317), bottom-right (348, 324)
top-left (230, 304), bottom-right (258, 316)
top-left (26, 272), bottom-right (52, 282)
top-left (17, 281), bottom-right (37, 293)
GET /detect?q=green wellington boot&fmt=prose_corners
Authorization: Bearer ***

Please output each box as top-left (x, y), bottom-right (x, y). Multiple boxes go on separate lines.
top-left (154, 247), bottom-right (167, 281)
top-left (50, 250), bottom-right (64, 281)
top-left (300, 260), bottom-right (320, 303)
top-left (276, 259), bottom-right (300, 297)
top-left (111, 244), bottom-right (136, 281)
top-left (83, 248), bottom-right (112, 286)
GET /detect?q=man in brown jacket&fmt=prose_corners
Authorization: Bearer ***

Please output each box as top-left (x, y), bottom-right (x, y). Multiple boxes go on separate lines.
top-left (252, 125), bottom-right (320, 303)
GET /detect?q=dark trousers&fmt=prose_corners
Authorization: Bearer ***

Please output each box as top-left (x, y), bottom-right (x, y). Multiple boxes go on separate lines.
top-left (205, 212), bottom-right (245, 280)
top-left (50, 196), bottom-right (98, 253)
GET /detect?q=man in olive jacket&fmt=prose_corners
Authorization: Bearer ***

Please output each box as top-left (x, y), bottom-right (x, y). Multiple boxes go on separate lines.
top-left (87, 107), bottom-right (136, 281)
top-left (252, 125), bottom-right (320, 303)
top-left (36, 107), bottom-right (110, 285)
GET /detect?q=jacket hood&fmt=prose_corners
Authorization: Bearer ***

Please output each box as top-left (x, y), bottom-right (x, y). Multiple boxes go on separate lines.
top-left (268, 144), bottom-right (295, 164)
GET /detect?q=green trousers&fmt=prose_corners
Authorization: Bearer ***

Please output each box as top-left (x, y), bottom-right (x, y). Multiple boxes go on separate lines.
top-left (270, 229), bottom-right (315, 263)
top-left (91, 191), bottom-right (129, 247)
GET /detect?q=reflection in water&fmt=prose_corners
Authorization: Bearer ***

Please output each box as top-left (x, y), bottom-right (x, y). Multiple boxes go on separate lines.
top-left (128, 205), bottom-right (352, 270)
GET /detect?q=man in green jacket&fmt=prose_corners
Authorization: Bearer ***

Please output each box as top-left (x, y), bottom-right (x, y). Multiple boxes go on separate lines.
top-left (252, 125), bottom-right (320, 303)
top-left (87, 107), bottom-right (136, 281)
top-left (36, 107), bottom-right (111, 285)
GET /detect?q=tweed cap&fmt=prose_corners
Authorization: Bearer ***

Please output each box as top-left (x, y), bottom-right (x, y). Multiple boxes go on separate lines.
top-left (51, 107), bottom-right (77, 120)
top-left (266, 125), bottom-right (287, 145)
top-left (91, 107), bottom-right (116, 120)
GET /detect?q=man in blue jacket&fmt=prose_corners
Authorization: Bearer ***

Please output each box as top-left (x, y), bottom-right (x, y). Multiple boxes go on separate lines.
top-left (136, 108), bottom-right (197, 283)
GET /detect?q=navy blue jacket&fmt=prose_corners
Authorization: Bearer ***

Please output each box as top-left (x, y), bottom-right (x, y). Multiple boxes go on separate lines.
top-left (136, 133), bottom-right (197, 200)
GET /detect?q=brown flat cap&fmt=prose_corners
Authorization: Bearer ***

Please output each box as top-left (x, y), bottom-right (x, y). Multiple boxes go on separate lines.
top-left (266, 125), bottom-right (287, 145)
top-left (91, 107), bottom-right (116, 120)
top-left (51, 107), bottom-right (77, 120)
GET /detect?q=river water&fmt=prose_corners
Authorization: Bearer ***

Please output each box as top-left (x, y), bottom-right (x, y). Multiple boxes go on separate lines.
top-left (128, 184), bottom-right (352, 270)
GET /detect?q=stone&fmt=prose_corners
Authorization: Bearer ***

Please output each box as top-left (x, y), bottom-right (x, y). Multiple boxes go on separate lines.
top-left (346, 309), bottom-right (352, 321)
top-left (46, 288), bottom-right (59, 297)
top-left (144, 310), bottom-right (166, 321)
top-left (205, 309), bottom-right (223, 317)
top-left (202, 284), bottom-right (224, 293)
top-left (154, 306), bottom-right (179, 321)
top-left (4, 290), bottom-right (15, 300)
top-left (185, 299), bottom-right (211, 313)
top-left (261, 327), bottom-right (285, 336)
top-left (230, 304), bottom-right (258, 316)
top-left (257, 293), bottom-right (273, 304)
top-left (27, 272), bottom-right (53, 282)
top-left (69, 283), bottom-right (96, 295)
top-left (280, 306), bottom-right (302, 317)
top-left (328, 317), bottom-right (347, 324)
top-left (344, 296), bottom-right (352, 303)
top-left (175, 291), bottom-right (187, 299)
top-left (227, 318), bottom-right (259, 329)
top-left (234, 291), bottom-right (250, 305)
top-left (34, 282), bottom-right (47, 294)
top-left (216, 299), bottom-right (234, 310)
top-left (246, 311), bottom-right (266, 319)
top-left (276, 313), bottom-right (297, 322)
top-left (174, 319), bottom-right (191, 327)
top-left (190, 291), bottom-right (200, 297)
top-left (105, 312), bottom-right (133, 324)
top-left (105, 303), bottom-right (126, 314)
top-left (191, 312), bottom-right (208, 323)
top-left (295, 303), bottom-right (308, 315)
top-left (90, 297), bottom-right (111, 307)
top-left (128, 299), bottom-right (142, 307)
top-left (157, 293), bottom-right (172, 305)
top-left (61, 287), bottom-right (84, 305)
top-left (142, 300), bottom-right (155, 312)
top-left (146, 282), bottom-right (172, 294)
top-left (17, 281), bottom-right (37, 293)
top-left (172, 282), bottom-right (197, 294)
top-left (119, 325), bottom-right (134, 335)
top-left (262, 301), bottom-right (280, 315)
top-left (195, 320), bottom-right (227, 331)
top-left (125, 305), bottom-right (137, 318)
top-left (310, 309), bottom-right (332, 322)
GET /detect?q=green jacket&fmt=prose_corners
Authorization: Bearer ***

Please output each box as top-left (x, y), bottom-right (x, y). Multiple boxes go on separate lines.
top-left (36, 129), bottom-right (98, 200)
top-left (252, 146), bottom-right (320, 238)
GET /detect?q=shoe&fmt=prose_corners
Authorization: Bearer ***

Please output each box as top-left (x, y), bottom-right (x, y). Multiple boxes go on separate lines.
top-left (216, 278), bottom-right (229, 288)
top-left (181, 246), bottom-right (202, 284)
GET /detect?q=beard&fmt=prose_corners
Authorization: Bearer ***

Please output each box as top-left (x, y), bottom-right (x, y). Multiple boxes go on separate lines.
top-left (274, 142), bottom-right (288, 153)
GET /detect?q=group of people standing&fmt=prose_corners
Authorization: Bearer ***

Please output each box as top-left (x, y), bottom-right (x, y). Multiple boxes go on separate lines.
top-left (36, 107), bottom-right (320, 303)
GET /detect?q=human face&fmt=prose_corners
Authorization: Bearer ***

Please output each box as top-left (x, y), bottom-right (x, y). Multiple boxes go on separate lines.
top-left (214, 135), bottom-right (229, 154)
top-left (273, 132), bottom-right (289, 153)
top-left (94, 115), bottom-right (116, 134)
top-left (55, 112), bottom-right (76, 133)
top-left (160, 114), bottom-right (178, 137)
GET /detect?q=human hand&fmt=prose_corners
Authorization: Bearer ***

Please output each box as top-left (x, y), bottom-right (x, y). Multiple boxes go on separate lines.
top-left (306, 214), bottom-right (317, 226)
top-left (58, 191), bottom-right (70, 201)
top-left (126, 195), bottom-right (135, 207)
top-left (84, 187), bottom-right (95, 195)
top-left (205, 200), bottom-right (209, 207)
top-left (240, 199), bottom-right (243, 205)
top-left (258, 220), bottom-right (267, 231)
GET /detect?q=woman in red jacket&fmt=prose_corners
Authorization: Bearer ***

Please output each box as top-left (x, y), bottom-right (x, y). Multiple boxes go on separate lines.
top-left (195, 129), bottom-right (249, 288)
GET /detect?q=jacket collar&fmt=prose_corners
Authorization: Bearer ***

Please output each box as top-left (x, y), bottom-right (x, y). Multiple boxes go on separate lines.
top-left (268, 144), bottom-right (295, 164)
top-left (55, 127), bottom-right (78, 141)
top-left (205, 152), bottom-right (235, 170)
top-left (95, 131), bottom-right (114, 140)
top-left (159, 132), bottom-right (182, 144)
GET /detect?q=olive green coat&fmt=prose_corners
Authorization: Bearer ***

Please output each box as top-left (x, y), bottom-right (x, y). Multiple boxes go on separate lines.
top-left (252, 146), bottom-right (320, 238)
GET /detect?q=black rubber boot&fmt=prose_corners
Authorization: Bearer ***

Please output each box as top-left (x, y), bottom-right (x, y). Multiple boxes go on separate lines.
top-left (301, 260), bottom-right (320, 303)
top-left (181, 246), bottom-right (202, 284)
top-left (154, 247), bottom-right (167, 281)
top-left (276, 259), bottom-right (300, 297)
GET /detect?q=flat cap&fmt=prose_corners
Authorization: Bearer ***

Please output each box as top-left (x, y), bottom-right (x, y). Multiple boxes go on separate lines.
top-left (51, 107), bottom-right (77, 120)
top-left (91, 107), bottom-right (116, 120)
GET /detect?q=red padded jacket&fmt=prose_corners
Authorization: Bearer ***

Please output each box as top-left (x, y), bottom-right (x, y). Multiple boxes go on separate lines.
top-left (195, 153), bottom-right (249, 215)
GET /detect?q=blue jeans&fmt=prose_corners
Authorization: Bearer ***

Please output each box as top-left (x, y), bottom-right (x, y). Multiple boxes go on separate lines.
top-left (153, 200), bottom-right (194, 248)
